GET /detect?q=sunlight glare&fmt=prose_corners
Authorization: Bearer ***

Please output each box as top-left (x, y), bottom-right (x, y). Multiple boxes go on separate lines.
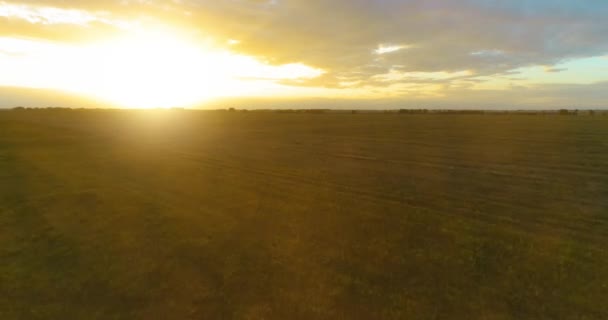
top-left (77, 29), bottom-right (237, 108)
top-left (0, 26), bottom-right (325, 109)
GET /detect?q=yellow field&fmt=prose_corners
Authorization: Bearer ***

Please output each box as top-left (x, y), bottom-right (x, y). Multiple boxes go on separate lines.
top-left (1, 110), bottom-right (607, 319)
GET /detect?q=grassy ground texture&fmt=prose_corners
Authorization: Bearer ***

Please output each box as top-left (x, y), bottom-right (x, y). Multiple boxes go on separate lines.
top-left (1, 109), bottom-right (607, 319)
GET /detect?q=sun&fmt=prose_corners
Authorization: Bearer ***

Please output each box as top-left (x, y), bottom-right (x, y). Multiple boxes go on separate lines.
top-left (71, 29), bottom-right (234, 109)
top-left (0, 24), bottom-right (325, 109)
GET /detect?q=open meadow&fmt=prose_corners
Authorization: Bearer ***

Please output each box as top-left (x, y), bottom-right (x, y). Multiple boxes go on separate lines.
top-left (1, 109), bottom-right (607, 319)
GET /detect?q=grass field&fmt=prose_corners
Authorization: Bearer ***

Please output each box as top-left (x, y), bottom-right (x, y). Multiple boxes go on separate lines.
top-left (1, 110), bottom-right (607, 319)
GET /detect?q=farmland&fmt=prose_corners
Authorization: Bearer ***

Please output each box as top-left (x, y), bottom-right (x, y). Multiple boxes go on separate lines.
top-left (1, 109), bottom-right (607, 319)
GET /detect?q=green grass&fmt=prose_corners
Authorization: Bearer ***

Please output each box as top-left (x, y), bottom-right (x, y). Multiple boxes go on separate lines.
top-left (1, 109), bottom-right (607, 319)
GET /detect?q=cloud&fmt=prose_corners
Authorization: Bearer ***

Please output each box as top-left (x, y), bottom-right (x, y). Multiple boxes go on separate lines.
top-left (163, 0), bottom-right (608, 91)
top-left (3, 81), bottom-right (608, 109)
top-left (375, 44), bottom-right (411, 55)
top-left (544, 67), bottom-right (568, 73)
top-left (0, 86), bottom-right (106, 108)
top-left (2, 0), bottom-right (608, 107)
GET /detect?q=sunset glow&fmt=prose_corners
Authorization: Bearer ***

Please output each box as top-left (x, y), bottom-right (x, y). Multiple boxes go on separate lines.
top-left (1, 1), bottom-right (608, 109)
top-left (0, 25), bottom-right (324, 108)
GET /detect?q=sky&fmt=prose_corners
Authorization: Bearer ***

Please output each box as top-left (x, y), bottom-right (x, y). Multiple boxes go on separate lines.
top-left (1, 0), bottom-right (608, 109)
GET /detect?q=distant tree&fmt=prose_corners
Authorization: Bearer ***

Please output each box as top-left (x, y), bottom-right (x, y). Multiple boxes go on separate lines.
top-left (305, 109), bottom-right (326, 114)
top-left (400, 109), bottom-right (430, 114)
top-left (13, 106), bottom-right (25, 111)
top-left (228, 108), bottom-right (236, 112)
top-left (351, 110), bottom-right (357, 114)
top-left (559, 109), bottom-right (569, 115)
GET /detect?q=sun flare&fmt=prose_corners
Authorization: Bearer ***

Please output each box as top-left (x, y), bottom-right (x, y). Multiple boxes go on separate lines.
top-left (74, 29), bottom-right (244, 109)
top-left (0, 25), bottom-right (324, 109)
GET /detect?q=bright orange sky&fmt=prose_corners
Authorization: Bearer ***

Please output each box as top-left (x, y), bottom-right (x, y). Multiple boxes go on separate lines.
top-left (1, 1), bottom-right (608, 109)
